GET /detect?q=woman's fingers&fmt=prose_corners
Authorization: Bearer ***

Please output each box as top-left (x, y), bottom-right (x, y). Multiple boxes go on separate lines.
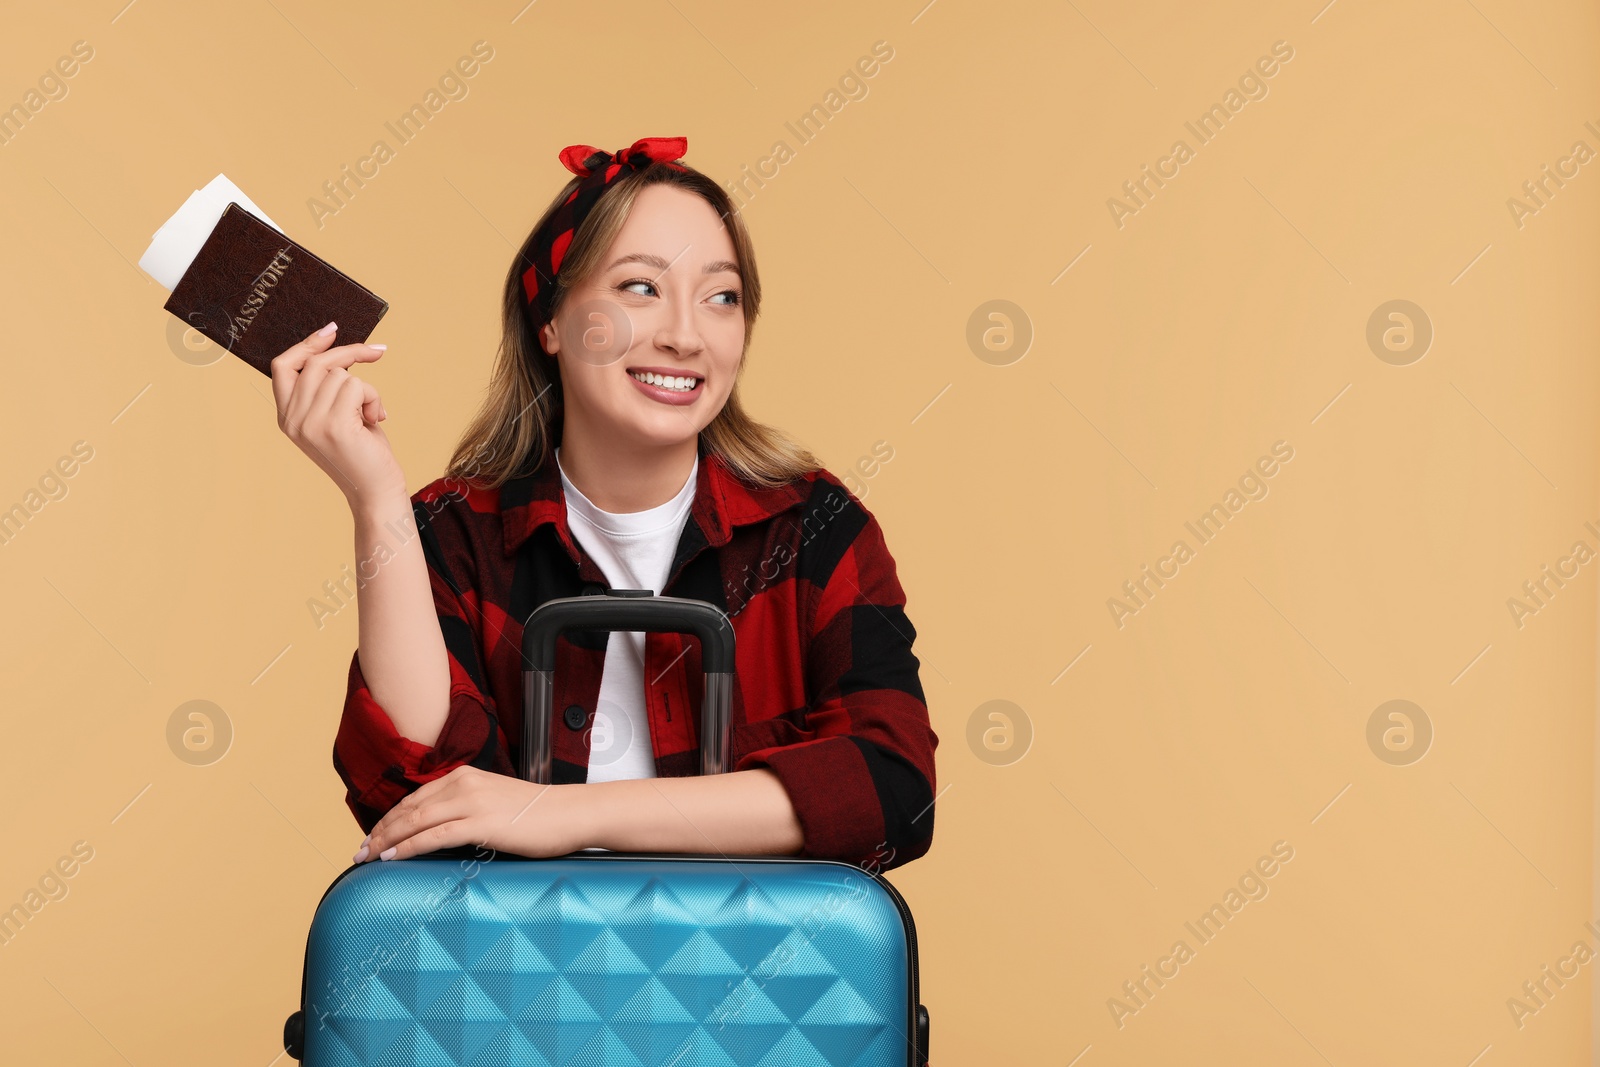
top-left (270, 322), bottom-right (338, 412)
top-left (356, 770), bottom-right (574, 864)
top-left (363, 780), bottom-right (440, 855)
top-left (375, 820), bottom-right (473, 863)
top-left (273, 324), bottom-right (386, 432)
top-left (272, 324), bottom-right (381, 412)
top-left (269, 322), bottom-right (405, 509)
top-left (319, 370), bottom-right (386, 426)
top-left (303, 370), bottom-right (363, 444)
top-left (359, 377), bottom-right (386, 424)
top-left (363, 775), bottom-right (467, 861)
top-left (371, 811), bottom-right (469, 862)
top-left (281, 345), bottom-right (386, 435)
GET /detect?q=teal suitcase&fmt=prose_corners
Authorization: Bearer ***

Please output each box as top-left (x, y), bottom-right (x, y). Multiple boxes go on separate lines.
top-left (283, 591), bottom-right (930, 1065)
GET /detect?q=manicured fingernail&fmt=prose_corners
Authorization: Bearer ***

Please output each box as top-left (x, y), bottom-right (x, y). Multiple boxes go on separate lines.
top-left (318, 321), bottom-right (337, 336)
top-left (361, 833), bottom-right (370, 845)
top-left (379, 846), bottom-right (397, 861)
top-left (352, 845), bottom-right (369, 863)
top-left (369, 343), bottom-right (387, 351)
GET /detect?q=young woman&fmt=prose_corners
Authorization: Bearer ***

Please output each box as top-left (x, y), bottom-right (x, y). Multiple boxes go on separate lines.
top-left (271, 136), bottom-right (937, 873)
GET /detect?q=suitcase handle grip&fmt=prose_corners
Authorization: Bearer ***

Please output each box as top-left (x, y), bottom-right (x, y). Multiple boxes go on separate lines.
top-left (518, 591), bottom-right (735, 784)
top-left (521, 590), bottom-right (735, 672)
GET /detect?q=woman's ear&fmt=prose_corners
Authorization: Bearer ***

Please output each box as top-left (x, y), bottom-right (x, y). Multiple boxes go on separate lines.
top-left (541, 319), bottom-right (559, 357)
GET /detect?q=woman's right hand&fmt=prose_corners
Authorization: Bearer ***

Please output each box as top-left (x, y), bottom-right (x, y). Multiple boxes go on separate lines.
top-left (271, 322), bottom-right (405, 511)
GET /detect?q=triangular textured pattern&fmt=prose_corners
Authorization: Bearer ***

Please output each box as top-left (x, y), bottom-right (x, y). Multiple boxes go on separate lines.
top-left (705, 879), bottom-right (798, 967)
top-left (471, 926), bottom-right (557, 1018)
top-left (415, 975), bottom-right (509, 1064)
top-left (741, 932), bottom-right (844, 1026)
top-left (302, 856), bottom-right (909, 1065)
top-left (427, 882), bottom-right (518, 972)
top-left (564, 929), bottom-right (655, 1017)
top-left (754, 1027), bottom-right (834, 1067)
top-left (795, 980), bottom-right (889, 1065)
top-left (319, 976), bottom-right (415, 1061)
top-left (367, 1021), bottom-right (454, 1067)
top-left (521, 876), bottom-right (611, 971)
top-left (607, 976), bottom-right (699, 1063)
top-left (517, 976), bottom-right (604, 1063)
top-left (377, 928), bottom-right (467, 1009)
top-left (458, 1023), bottom-right (551, 1067)
top-left (611, 877), bottom-right (704, 971)
top-left (654, 927), bottom-right (749, 1024)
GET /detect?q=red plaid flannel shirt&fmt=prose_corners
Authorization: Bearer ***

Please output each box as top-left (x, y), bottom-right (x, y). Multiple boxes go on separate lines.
top-left (333, 439), bottom-right (938, 871)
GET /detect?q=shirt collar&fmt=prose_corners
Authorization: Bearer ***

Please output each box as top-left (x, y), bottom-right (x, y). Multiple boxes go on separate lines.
top-left (498, 435), bottom-right (808, 561)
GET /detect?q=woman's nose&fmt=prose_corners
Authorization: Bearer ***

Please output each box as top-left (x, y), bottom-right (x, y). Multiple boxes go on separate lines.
top-left (653, 296), bottom-right (704, 356)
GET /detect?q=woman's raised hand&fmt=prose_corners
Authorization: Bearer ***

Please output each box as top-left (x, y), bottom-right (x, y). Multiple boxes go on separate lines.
top-left (271, 322), bottom-right (406, 510)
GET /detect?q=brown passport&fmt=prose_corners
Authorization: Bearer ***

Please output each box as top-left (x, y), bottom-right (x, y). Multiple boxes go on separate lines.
top-left (163, 202), bottom-right (388, 375)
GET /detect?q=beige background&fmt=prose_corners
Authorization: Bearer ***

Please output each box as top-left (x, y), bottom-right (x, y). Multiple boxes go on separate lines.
top-left (1, 0), bottom-right (1596, 1063)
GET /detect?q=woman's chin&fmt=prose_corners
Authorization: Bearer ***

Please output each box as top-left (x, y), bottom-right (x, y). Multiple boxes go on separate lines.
top-left (613, 412), bottom-right (705, 451)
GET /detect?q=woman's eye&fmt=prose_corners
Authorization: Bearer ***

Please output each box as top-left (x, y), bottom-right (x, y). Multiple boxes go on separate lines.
top-left (616, 279), bottom-right (740, 305)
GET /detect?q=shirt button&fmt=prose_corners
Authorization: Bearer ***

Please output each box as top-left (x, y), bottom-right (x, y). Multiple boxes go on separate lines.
top-left (563, 704), bottom-right (588, 730)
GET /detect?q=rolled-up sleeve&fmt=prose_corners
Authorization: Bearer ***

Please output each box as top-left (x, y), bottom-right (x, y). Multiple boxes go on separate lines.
top-left (735, 479), bottom-right (939, 871)
top-left (332, 493), bottom-right (516, 834)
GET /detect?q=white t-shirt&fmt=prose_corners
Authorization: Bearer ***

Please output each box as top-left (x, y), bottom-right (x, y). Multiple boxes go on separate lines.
top-left (556, 447), bottom-right (698, 783)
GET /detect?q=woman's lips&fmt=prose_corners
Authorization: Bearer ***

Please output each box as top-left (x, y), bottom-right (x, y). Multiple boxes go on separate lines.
top-left (626, 373), bottom-right (703, 406)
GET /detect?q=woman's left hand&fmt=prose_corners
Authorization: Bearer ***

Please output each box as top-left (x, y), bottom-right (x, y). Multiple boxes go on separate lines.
top-left (354, 766), bottom-right (585, 863)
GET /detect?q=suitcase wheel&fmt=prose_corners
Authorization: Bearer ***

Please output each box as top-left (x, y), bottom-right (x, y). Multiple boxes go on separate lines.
top-left (283, 1009), bottom-right (305, 1060)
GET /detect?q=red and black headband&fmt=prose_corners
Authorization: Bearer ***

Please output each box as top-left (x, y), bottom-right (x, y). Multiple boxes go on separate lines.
top-left (521, 135), bottom-right (689, 355)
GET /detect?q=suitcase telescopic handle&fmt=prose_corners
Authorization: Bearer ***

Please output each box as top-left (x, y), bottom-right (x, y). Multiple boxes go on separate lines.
top-left (519, 590), bottom-right (735, 784)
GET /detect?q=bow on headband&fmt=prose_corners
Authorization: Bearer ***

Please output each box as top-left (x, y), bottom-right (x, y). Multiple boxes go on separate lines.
top-left (521, 136), bottom-right (690, 352)
top-left (558, 135), bottom-right (688, 179)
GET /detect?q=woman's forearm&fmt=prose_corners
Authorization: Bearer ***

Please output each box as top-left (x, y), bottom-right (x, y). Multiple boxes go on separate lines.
top-left (573, 769), bottom-right (805, 857)
top-left (351, 492), bottom-right (452, 748)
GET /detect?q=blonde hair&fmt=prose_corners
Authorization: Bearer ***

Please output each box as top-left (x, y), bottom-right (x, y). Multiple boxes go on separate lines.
top-left (445, 161), bottom-right (820, 490)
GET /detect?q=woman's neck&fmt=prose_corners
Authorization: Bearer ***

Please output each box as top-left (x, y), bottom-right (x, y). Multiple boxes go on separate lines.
top-left (556, 419), bottom-right (699, 514)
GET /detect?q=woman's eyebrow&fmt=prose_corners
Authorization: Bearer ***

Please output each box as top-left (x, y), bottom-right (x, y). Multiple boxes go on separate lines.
top-left (606, 251), bottom-right (740, 276)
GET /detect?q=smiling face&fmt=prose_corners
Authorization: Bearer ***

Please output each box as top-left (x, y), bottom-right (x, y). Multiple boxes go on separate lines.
top-left (540, 183), bottom-right (746, 452)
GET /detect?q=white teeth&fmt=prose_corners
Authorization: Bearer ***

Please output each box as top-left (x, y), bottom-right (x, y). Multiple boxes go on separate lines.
top-left (629, 370), bottom-right (699, 392)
